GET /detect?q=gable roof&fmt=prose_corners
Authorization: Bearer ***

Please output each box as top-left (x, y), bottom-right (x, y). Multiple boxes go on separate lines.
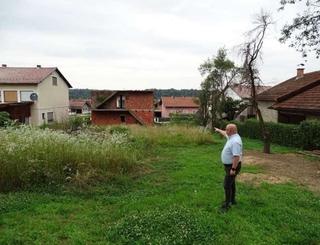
top-left (257, 70), bottom-right (320, 102)
top-left (230, 84), bottom-right (271, 99)
top-left (271, 82), bottom-right (320, 113)
top-left (0, 67), bottom-right (72, 88)
top-left (69, 99), bottom-right (91, 109)
top-left (95, 90), bottom-right (153, 109)
top-left (162, 96), bottom-right (199, 108)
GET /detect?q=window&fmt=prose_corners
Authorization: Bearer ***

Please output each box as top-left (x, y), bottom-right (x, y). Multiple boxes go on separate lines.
top-left (42, 113), bottom-right (45, 120)
top-left (20, 91), bottom-right (33, 102)
top-left (52, 76), bottom-right (57, 86)
top-left (120, 115), bottom-right (126, 122)
top-left (47, 112), bottom-right (54, 122)
top-left (116, 95), bottom-right (126, 109)
top-left (4, 91), bottom-right (18, 102)
top-left (0, 91), bottom-right (2, 103)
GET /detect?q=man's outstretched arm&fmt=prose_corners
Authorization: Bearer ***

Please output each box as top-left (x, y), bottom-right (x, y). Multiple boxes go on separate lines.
top-left (214, 127), bottom-right (228, 138)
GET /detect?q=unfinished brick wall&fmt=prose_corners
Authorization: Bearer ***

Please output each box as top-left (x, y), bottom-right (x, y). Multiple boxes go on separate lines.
top-left (92, 91), bottom-right (154, 126)
top-left (92, 111), bottom-right (139, 125)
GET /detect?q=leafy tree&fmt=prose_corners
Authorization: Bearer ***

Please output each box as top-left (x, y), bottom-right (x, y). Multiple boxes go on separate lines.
top-left (198, 48), bottom-right (240, 128)
top-left (279, 0), bottom-right (320, 58)
top-left (220, 97), bottom-right (248, 121)
top-left (239, 11), bottom-right (273, 153)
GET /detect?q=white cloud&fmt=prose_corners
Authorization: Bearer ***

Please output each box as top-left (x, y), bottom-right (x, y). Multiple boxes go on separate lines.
top-left (0, 0), bottom-right (319, 89)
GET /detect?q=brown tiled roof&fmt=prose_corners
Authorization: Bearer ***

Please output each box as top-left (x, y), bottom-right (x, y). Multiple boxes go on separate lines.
top-left (162, 96), bottom-right (199, 108)
top-left (0, 67), bottom-right (72, 88)
top-left (257, 70), bottom-right (320, 101)
top-left (69, 99), bottom-right (91, 109)
top-left (231, 84), bottom-right (271, 99)
top-left (271, 83), bottom-right (320, 112)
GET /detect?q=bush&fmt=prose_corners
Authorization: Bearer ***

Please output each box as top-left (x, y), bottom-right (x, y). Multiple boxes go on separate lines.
top-left (170, 113), bottom-right (197, 126)
top-left (0, 111), bottom-right (12, 127)
top-left (223, 119), bottom-right (320, 150)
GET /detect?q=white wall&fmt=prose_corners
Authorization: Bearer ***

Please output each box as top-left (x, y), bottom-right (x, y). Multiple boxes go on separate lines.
top-left (258, 101), bottom-right (278, 122)
top-left (0, 70), bottom-right (70, 126)
top-left (36, 71), bottom-right (69, 125)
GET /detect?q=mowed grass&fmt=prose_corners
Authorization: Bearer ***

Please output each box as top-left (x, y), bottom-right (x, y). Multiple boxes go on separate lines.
top-left (0, 130), bottom-right (319, 244)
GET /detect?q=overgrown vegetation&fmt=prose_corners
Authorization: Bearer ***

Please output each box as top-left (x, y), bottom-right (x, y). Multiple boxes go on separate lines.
top-left (0, 135), bottom-right (319, 244)
top-left (0, 125), bottom-right (213, 192)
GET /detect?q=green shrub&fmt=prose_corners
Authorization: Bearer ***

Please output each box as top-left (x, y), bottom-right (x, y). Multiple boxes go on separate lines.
top-left (170, 113), bottom-right (197, 126)
top-left (222, 119), bottom-right (320, 150)
top-left (0, 111), bottom-right (12, 127)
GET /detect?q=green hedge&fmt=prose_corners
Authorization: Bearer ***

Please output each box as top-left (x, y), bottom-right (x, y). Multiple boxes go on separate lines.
top-left (222, 119), bottom-right (320, 150)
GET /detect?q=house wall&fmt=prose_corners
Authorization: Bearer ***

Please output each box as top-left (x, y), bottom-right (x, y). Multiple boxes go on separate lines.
top-left (225, 88), bottom-right (242, 100)
top-left (0, 84), bottom-right (38, 124)
top-left (0, 71), bottom-right (69, 126)
top-left (96, 91), bottom-right (154, 125)
top-left (161, 106), bottom-right (199, 118)
top-left (92, 111), bottom-right (138, 125)
top-left (258, 101), bottom-right (278, 122)
top-left (35, 71), bottom-right (69, 125)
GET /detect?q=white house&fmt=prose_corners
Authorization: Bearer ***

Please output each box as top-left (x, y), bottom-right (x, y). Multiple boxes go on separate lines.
top-left (0, 65), bottom-right (72, 125)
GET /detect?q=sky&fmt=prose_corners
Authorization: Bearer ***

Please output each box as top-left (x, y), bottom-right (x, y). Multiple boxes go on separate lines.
top-left (0, 0), bottom-right (319, 90)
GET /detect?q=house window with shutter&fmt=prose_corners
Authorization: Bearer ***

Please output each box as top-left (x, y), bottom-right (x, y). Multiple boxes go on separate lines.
top-left (4, 91), bottom-right (18, 102)
top-left (116, 95), bottom-right (126, 109)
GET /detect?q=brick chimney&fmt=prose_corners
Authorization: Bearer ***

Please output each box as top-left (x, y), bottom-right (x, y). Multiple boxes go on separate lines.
top-left (2, 64), bottom-right (7, 67)
top-left (297, 67), bottom-right (304, 78)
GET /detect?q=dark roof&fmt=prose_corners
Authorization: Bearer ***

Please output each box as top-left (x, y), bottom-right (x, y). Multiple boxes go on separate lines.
top-left (257, 70), bottom-right (320, 101)
top-left (0, 67), bottom-right (72, 88)
top-left (271, 82), bottom-right (320, 112)
top-left (231, 84), bottom-right (271, 99)
top-left (161, 96), bottom-right (199, 108)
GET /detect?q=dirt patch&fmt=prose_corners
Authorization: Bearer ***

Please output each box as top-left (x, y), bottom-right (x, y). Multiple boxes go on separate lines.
top-left (239, 150), bottom-right (320, 193)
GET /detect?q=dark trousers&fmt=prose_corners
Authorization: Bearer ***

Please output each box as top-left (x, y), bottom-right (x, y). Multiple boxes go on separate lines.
top-left (224, 162), bottom-right (241, 204)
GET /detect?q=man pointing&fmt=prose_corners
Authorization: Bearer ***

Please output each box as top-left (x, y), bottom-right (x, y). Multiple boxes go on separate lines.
top-left (215, 124), bottom-right (243, 212)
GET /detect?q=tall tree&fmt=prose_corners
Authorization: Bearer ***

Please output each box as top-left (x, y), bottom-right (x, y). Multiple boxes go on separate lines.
top-left (198, 48), bottom-right (239, 128)
top-left (239, 11), bottom-right (273, 153)
top-left (279, 0), bottom-right (320, 58)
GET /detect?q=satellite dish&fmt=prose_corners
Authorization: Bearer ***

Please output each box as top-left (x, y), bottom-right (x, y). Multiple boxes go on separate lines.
top-left (30, 93), bottom-right (38, 101)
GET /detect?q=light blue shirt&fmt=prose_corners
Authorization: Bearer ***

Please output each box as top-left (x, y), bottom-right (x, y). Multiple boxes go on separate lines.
top-left (221, 133), bottom-right (243, 165)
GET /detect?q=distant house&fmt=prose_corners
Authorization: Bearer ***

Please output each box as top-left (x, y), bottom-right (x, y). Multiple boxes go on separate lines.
top-left (0, 64), bottom-right (72, 125)
top-left (257, 68), bottom-right (320, 124)
top-left (69, 99), bottom-right (91, 114)
top-left (226, 84), bottom-right (271, 119)
top-left (91, 90), bottom-right (154, 125)
top-left (160, 96), bottom-right (199, 119)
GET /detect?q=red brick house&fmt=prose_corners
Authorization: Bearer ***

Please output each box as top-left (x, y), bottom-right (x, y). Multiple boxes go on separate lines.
top-left (257, 68), bottom-right (320, 124)
top-left (161, 96), bottom-right (199, 119)
top-left (91, 90), bottom-right (154, 125)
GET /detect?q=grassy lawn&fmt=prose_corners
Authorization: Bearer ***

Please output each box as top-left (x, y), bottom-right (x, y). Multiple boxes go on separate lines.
top-left (0, 134), bottom-right (319, 244)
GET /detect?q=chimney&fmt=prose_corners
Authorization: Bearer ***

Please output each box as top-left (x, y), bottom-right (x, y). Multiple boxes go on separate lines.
top-left (2, 64), bottom-right (7, 67)
top-left (36, 65), bottom-right (41, 68)
top-left (296, 67), bottom-right (304, 78)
